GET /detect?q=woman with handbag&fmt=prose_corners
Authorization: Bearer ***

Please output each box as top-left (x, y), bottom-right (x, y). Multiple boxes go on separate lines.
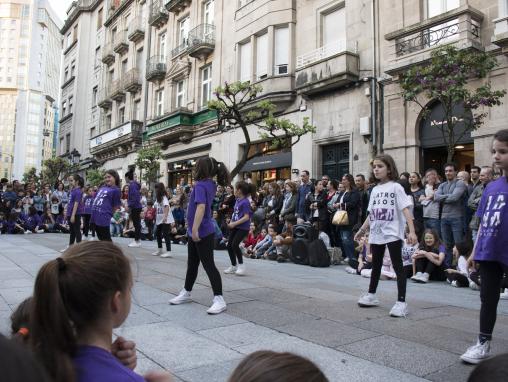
top-left (305, 180), bottom-right (327, 230)
top-left (265, 182), bottom-right (284, 229)
top-left (333, 174), bottom-right (360, 262)
top-left (326, 179), bottom-right (341, 248)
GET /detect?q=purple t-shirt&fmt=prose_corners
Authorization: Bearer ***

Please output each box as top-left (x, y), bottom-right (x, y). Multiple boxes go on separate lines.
top-left (187, 179), bottom-right (216, 238)
top-left (128, 181), bottom-right (142, 209)
top-left (74, 345), bottom-right (145, 382)
top-left (91, 186), bottom-right (121, 227)
top-left (83, 195), bottom-right (94, 215)
top-left (67, 188), bottom-right (84, 216)
top-left (23, 214), bottom-right (41, 230)
top-left (232, 197), bottom-right (252, 231)
top-left (474, 177), bottom-right (508, 266)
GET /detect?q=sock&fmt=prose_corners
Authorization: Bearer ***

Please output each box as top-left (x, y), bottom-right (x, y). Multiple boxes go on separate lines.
top-left (479, 333), bottom-right (492, 344)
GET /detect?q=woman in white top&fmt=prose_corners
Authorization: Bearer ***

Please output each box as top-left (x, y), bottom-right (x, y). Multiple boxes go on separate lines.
top-left (152, 182), bottom-right (175, 258)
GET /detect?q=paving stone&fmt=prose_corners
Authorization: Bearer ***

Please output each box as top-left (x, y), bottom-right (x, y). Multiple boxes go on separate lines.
top-left (122, 303), bottom-right (164, 327)
top-left (424, 362), bottom-right (475, 382)
top-left (138, 273), bottom-right (207, 294)
top-left (339, 335), bottom-right (459, 377)
top-left (0, 309), bottom-right (12, 336)
top-left (175, 359), bottom-right (242, 382)
top-left (186, 288), bottom-right (255, 306)
top-left (133, 354), bottom-right (166, 375)
top-left (0, 286), bottom-right (32, 306)
top-left (132, 282), bottom-right (176, 306)
top-left (426, 314), bottom-right (508, 340)
top-left (0, 278), bottom-right (34, 289)
top-left (234, 287), bottom-right (311, 304)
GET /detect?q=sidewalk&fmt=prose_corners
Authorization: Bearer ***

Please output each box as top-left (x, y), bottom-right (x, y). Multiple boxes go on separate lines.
top-left (1, 234), bottom-right (507, 381)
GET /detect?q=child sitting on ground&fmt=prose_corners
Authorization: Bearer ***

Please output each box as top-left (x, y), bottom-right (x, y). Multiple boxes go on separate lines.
top-left (361, 247), bottom-right (397, 280)
top-left (271, 214), bottom-right (297, 263)
top-left (6, 212), bottom-right (25, 234)
top-left (345, 235), bottom-right (372, 275)
top-left (240, 223), bottom-right (260, 257)
top-left (411, 229), bottom-right (446, 283)
top-left (54, 207), bottom-right (70, 234)
top-left (110, 208), bottom-right (124, 237)
top-left (253, 226), bottom-right (275, 259)
top-left (445, 241), bottom-right (472, 287)
top-left (402, 227), bottom-right (419, 279)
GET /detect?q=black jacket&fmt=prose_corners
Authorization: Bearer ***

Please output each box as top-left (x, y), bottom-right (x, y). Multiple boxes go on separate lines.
top-left (305, 190), bottom-right (328, 222)
top-left (336, 189), bottom-right (360, 227)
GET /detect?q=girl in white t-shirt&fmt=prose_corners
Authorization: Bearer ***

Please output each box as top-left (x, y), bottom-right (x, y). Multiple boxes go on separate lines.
top-left (152, 183), bottom-right (175, 258)
top-left (354, 154), bottom-right (417, 318)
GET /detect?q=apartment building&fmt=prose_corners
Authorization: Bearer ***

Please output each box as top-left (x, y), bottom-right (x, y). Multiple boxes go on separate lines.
top-left (0, 0), bottom-right (61, 181)
top-left (59, 0), bottom-right (106, 175)
top-left (93, 0), bottom-right (148, 178)
top-left (379, 0), bottom-right (508, 172)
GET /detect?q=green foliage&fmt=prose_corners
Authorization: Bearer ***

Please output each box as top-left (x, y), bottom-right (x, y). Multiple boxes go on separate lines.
top-left (400, 46), bottom-right (506, 161)
top-left (135, 145), bottom-right (162, 185)
top-left (40, 157), bottom-right (70, 187)
top-left (22, 167), bottom-right (40, 186)
top-left (85, 168), bottom-right (106, 187)
top-left (209, 81), bottom-right (316, 177)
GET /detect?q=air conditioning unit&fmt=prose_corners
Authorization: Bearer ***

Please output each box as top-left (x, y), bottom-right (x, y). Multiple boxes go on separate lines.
top-left (359, 116), bottom-right (371, 136)
top-left (275, 64), bottom-right (288, 75)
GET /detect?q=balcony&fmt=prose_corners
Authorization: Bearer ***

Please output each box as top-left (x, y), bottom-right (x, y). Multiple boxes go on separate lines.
top-left (110, 79), bottom-right (125, 101)
top-left (101, 42), bottom-right (115, 65)
top-left (187, 24), bottom-right (215, 59)
top-left (113, 30), bottom-right (129, 55)
top-left (146, 56), bottom-right (167, 82)
top-left (98, 87), bottom-right (112, 109)
top-left (128, 16), bottom-right (145, 43)
top-left (123, 68), bottom-right (142, 93)
top-left (90, 120), bottom-right (143, 159)
top-left (254, 74), bottom-right (295, 110)
top-left (149, 0), bottom-right (169, 28)
top-left (295, 40), bottom-right (359, 96)
top-left (165, 0), bottom-right (191, 15)
top-left (384, 5), bottom-right (484, 75)
top-left (171, 40), bottom-right (189, 59)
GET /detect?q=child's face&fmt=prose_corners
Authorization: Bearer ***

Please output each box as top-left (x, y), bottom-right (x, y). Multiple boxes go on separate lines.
top-left (492, 139), bottom-right (508, 171)
top-left (261, 229), bottom-right (267, 236)
top-left (250, 223), bottom-right (255, 231)
top-left (268, 227), bottom-right (275, 236)
top-left (424, 233), bottom-right (435, 247)
top-left (372, 160), bottom-right (389, 181)
top-left (213, 211), bottom-right (218, 219)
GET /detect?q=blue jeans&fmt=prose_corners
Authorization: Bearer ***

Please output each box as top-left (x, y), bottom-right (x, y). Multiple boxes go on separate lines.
top-left (441, 217), bottom-right (464, 268)
top-left (424, 218), bottom-right (442, 239)
top-left (339, 226), bottom-right (355, 260)
top-left (110, 223), bottom-right (122, 237)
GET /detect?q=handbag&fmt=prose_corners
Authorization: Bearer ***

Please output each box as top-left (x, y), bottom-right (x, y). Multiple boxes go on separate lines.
top-left (332, 210), bottom-right (349, 226)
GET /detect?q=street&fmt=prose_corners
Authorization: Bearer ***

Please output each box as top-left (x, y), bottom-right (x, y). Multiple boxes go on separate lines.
top-left (1, 234), bottom-right (507, 382)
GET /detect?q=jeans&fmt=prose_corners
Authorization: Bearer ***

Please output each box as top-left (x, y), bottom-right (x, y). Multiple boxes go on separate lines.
top-left (441, 217), bottom-right (464, 267)
top-left (339, 226), bottom-right (355, 260)
top-left (424, 218), bottom-right (441, 239)
top-left (110, 223), bottom-right (122, 237)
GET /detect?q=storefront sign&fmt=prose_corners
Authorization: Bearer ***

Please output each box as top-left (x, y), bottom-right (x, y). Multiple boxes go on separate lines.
top-left (241, 151), bottom-right (292, 172)
top-left (90, 122), bottom-right (132, 149)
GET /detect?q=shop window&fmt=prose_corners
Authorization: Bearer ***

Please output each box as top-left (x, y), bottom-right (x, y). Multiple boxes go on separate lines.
top-left (274, 27), bottom-right (289, 75)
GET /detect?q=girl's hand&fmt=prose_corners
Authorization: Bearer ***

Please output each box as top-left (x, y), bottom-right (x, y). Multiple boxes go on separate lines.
top-left (407, 232), bottom-right (417, 245)
top-left (144, 371), bottom-right (173, 382)
top-left (353, 230), bottom-right (364, 242)
top-left (112, 336), bottom-right (137, 370)
top-left (191, 229), bottom-right (200, 242)
top-left (70, 216), bottom-right (75, 224)
top-left (227, 223), bottom-right (235, 229)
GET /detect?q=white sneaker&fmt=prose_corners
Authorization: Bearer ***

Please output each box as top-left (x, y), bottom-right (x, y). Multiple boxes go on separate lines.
top-left (169, 289), bottom-right (192, 305)
top-left (358, 293), bottom-right (379, 307)
top-left (128, 241), bottom-right (141, 248)
top-left (389, 301), bottom-right (408, 317)
top-left (160, 251), bottom-right (173, 258)
top-left (451, 280), bottom-right (458, 288)
top-left (224, 265), bottom-right (237, 274)
top-left (469, 281), bottom-right (480, 291)
top-left (420, 273), bottom-right (429, 283)
top-left (460, 340), bottom-right (491, 364)
top-left (152, 248), bottom-right (162, 256)
top-left (500, 290), bottom-right (508, 300)
top-left (345, 266), bottom-right (357, 274)
top-left (411, 272), bottom-right (423, 282)
top-left (59, 246), bottom-right (69, 253)
top-left (235, 264), bottom-right (246, 276)
top-left (206, 295), bottom-right (227, 314)
top-left (36, 229), bottom-right (45, 234)
top-left (24, 230), bottom-right (31, 234)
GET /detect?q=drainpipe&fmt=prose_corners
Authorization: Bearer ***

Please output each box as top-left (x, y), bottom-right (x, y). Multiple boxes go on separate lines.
top-left (370, 0), bottom-right (377, 155)
top-left (142, 1), bottom-right (153, 143)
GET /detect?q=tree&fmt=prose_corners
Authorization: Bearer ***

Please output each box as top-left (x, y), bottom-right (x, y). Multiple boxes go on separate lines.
top-left (400, 46), bottom-right (506, 162)
top-left (85, 168), bottom-right (106, 187)
top-left (40, 157), bottom-right (70, 188)
top-left (208, 81), bottom-right (316, 178)
top-left (135, 145), bottom-right (162, 186)
top-left (22, 167), bottom-right (40, 187)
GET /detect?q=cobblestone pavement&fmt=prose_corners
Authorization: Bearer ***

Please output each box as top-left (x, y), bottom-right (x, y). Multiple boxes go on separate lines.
top-left (1, 234), bottom-right (507, 381)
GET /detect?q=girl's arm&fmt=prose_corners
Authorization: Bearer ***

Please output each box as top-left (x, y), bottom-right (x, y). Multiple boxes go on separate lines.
top-left (229, 213), bottom-right (250, 228)
top-left (354, 217), bottom-right (370, 241)
top-left (402, 207), bottom-right (417, 244)
top-left (192, 204), bottom-right (205, 241)
top-left (70, 201), bottom-right (79, 223)
top-left (425, 250), bottom-right (445, 266)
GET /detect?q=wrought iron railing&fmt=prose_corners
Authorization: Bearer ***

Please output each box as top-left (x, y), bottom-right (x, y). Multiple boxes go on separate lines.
top-left (296, 39), bottom-right (358, 69)
top-left (146, 56), bottom-right (167, 78)
top-left (123, 68), bottom-right (141, 88)
top-left (149, 0), bottom-right (169, 25)
top-left (188, 23), bottom-right (215, 48)
top-left (171, 40), bottom-right (189, 58)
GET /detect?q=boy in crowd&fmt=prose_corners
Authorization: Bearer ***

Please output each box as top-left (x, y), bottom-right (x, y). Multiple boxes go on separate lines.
top-left (273, 214), bottom-right (297, 263)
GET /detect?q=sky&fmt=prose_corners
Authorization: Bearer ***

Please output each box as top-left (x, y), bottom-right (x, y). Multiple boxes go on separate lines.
top-left (49, 0), bottom-right (73, 24)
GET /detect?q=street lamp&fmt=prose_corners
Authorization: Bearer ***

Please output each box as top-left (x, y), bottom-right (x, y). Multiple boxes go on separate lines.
top-left (68, 149), bottom-right (81, 166)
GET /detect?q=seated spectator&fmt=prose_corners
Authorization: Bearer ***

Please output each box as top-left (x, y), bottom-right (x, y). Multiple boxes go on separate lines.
top-left (212, 210), bottom-right (227, 250)
top-left (228, 350), bottom-right (328, 382)
top-left (443, 241), bottom-right (471, 287)
top-left (271, 214), bottom-right (296, 263)
top-left (54, 207), bottom-right (70, 234)
top-left (345, 235), bottom-right (372, 275)
top-left (402, 228), bottom-right (419, 279)
top-left (220, 215), bottom-right (231, 241)
top-left (21, 206), bottom-right (44, 234)
top-left (255, 225), bottom-right (276, 259)
top-left (411, 229), bottom-right (446, 283)
top-left (0, 212), bottom-right (6, 234)
top-left (172, 222), bottom-right (188, 244)
top-left (145, 199), bottom-right (156, 240)
top-left (6, 212), bottom-right (25, 234)
top-left (361, 247), bottom-right (397, 280)
top-left (240, 223), bottom-right (258, 257)
top-left (110, 208), bottom-right (124, 237)
top-left (123, 211), bottom-right (150, 241)
top-left (40, 207), bottom-right (56, 233)
top-left (12, 199), bottom-right (23, 214)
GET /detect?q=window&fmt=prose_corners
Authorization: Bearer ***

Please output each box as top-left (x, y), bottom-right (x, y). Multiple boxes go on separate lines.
top-left (62, 100), bottom-right (67, 116)
top-left (94, 47), bottom-right (100, 68)
top-left (204, 0), bottom-right (215, 25)
top-left (323, 7), bottom-right (346, 46)
top-left (65, 134), bottom-right (70, 153)
top-left (73, 25), bottom-right (78, 42)
top-left (427, 0), bottom-right (460, 17)
top-left (201, 65), bottom-right (212, 107)
top-left (133, 99), bottom-right (141, 120)
top-left (159, 32), bottom-right (166, 59)
top-left (176, 79), bottom-right (186, 108)
top-left (64, 67), bottom-right (69, 81)
top-left (256, 33), bottom-right (268, 79)
top-left (68, 96), bottom-right (73, 114)
top-left (90, 126), bottom-right (96, 137)
top-left (136, 48), bottom-right (143, 69)
top-left (59, 137), bottom-right (64, 154)
top-left (92, 86), bottom-right (98, 106)
top-left (274, 27), bottom-right (289, 75)
top-left (179, 17), bottom-right (190, 45)
top-left (111, 27), bottom-right (117, 43)
top-left (239, 41), bottom-right (251, 82)
top-left (121, 59), bottom-right (128, 75)
top-left (66, 32), bottom-right (72, 48)
top-left (118, 107), bottom-right (125, 124)
top-left (70, 61), bottom-right (76, 77)
top-left (156, 89), bottom-right (164, 117)
top-left (97, 8), bottom-right (103, 30)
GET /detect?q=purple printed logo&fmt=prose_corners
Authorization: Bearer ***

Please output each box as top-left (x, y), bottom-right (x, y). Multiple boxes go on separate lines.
top-left (369, 208), bottom-right (394, 222)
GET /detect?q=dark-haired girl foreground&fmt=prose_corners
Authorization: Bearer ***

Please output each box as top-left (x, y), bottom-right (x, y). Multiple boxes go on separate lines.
top-left (91, 170), bottom-right (121, 241)
top-left (170, 157), bottom-right (230, 314)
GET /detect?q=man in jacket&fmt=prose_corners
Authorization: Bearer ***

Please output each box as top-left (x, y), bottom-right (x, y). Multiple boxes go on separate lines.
top-left (467, 166), bottom-right (493, 242)
top-left (434, 163), bottom-right (467, 267)
top-left (296, 170), bottom-right (314, 222)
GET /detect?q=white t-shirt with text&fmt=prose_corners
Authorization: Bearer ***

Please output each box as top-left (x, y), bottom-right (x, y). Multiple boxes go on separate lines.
top-left (154, 196), bottom-right (175, 225)
top-left (367, 181), bottom-right (412, 244)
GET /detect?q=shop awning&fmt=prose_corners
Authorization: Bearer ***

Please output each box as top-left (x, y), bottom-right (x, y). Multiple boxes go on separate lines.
top-left (241, 151), bottom-right (292, 172)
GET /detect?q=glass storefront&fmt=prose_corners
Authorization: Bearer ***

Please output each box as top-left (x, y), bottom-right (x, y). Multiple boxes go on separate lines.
top-left (167, 156), bottom-right (207, 189)
top-left (248, 167), bottom-right (291, 187)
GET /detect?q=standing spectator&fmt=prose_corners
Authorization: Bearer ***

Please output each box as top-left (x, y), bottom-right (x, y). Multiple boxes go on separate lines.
top-left (42, 184), bottom-right (52, 205)
top-left (21, 191), bottom-right (33, 215)
top-left (409, 172), bottom-right (425, 231)
top-left (212, 184), bottom-right (225, 212)
top-left (296, 170), bottom-right (314, 222)
top-left (140, 186), bottom-right (149, 209)
top-left (219, 185), bottom-right (235, 222)
top-left (33, 189), bottom-right (45, 216)
top-left (400, 172), bottom-right (410, 182)
top-left (265, 182), bottom-right (283, 228)
top-left (468, 166), bottom-right (493, 242)
top-left (326, 179), bottom-right (341, 248)
top-left (470, 166), bottom-right (481, 191)
top-left (355, 174), bottom-right (369, 227)
top-left (3, 184), bottom-right (17, 205)
top-left (52, 182), bottom-right (69, 208)
top-left (434, 163), bottom-right (467, 268)
top-left (421, 168), bottom-right (441, 237)
top-left (125, 170), bottom-right (143, 248)
top-left (321, 175), bottom-right (330, 189)
top-left (306, 180), bottom-right (327, 231)
top-left (279, 181), bottom-right (297, 223)
top-left (334, 174), bottom-right (360, 262)
top-left (458, 170), bottom-right (474, 232)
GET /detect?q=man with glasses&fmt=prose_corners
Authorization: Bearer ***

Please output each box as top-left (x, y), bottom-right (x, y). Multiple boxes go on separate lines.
top-left (321, 175), bottom-right (330, 188)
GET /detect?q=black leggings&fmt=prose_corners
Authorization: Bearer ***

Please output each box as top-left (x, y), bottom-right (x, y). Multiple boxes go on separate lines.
top-left (369, 240), bottom-right (406, 302)
top-left (184, 233), bottom-right (222, 296)
top-left (95, 225), bottom-right (112, 241)
top-left (227, 228), bottom-right (248, 266)
top-left (156, 223), bottom-right (171, 251)
top-left (82, 214), bottom-right (95, 237)
top-left (131, 208), bottom-right (142, 242)
top-left (447, 272), bottom-right (469, 287)
top-left (69, 215), bottom-right (82, 245)
top-left (479, 261), bottom-right (504, 339)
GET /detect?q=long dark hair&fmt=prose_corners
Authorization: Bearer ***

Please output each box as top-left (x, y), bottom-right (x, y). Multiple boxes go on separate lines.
top-left (371, 154), bottom-right (399, 181)
top-left (30, 242), bottom-right (131, 382)
top-left (154, 182), bottom-right (166, 204)
top-left (494, 128), bottom-right (508, 143)
top-left (105, 169), bottom-right (120, 187)
top-left (194, 157), bottom-right (230, 186)
top-left (342, 174), bottom-right (356, 191)
top-left (235, 181), bottom-right (254, 197)
top-left (71, 174), bottom-right (84, 188)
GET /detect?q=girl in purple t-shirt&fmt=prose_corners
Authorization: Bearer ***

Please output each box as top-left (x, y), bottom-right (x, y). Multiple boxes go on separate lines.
top-left (30, 241), bottom-right (173, 382)
top-left (461, 129), bottom-right (508, 364)
top-left (91, 170), bottom-right (121, 242)
top-left (170, 157), bottom-right (231, 315)
top-left (66, 174), bottom-right (84, 249)
top-left (224, 181), bottom-right (253, 276)
top-left (81, 186), bottom-right (96, 240)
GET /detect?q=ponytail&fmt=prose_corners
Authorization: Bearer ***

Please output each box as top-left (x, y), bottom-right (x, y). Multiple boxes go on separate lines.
top-left (215, 160), bottom-right (230, 187)
top-left (194, 157), bottom-right (230, 186)
top-left (72, 174), bottom-right (84, 188)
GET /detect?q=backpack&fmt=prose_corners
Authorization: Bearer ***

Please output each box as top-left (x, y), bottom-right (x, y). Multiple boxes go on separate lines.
top-left (308, 239), bottom-right (331, 267)
top-left (290, 238), bottom-right (310, 265)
